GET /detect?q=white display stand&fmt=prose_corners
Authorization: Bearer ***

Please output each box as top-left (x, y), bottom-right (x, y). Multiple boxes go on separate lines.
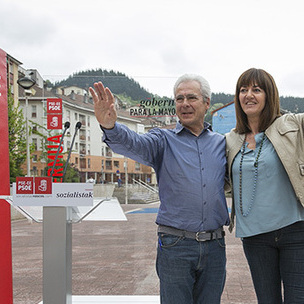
top-left (13, 182), bottom-right (94, 206)
top-left (1, 183), bottom-right (129, 304)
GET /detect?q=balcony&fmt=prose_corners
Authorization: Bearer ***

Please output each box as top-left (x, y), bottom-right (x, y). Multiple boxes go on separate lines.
top-left (80, 120), bottom-right (86, 128)
top-left (80, 150), bottom-right (86, 158)
top-left (106, 151), bottom-right (113, 157)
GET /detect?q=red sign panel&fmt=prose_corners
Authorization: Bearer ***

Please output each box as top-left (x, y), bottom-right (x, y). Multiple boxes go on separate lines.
top-left (47, 98), bottom-right (62, 114)
top-left (16, 177), bottom-right (34, 194)
top-left (46, 98), bottom-right (63, 130)
top-left (47, 113), bottom-right (63, 129)
top-left (46, 98), bottom-right (64, 180)
top-left (34, 177), bottom-right (52, 194)
top-left (16, 177), bottom-right (52, 195)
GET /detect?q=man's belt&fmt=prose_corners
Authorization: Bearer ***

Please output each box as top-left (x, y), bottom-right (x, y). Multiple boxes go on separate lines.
top-left (158, 225), bottom-right (225, 242)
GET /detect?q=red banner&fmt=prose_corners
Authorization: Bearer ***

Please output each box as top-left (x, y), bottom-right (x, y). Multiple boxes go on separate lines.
top-left (47, 98), bottom-right (63, 129)
top-left (46, 98), bottom-right (64, 181)
top-left (47, 98), bottom-right (62, 114)
top-left (0, 48), bottom-right (13, 303)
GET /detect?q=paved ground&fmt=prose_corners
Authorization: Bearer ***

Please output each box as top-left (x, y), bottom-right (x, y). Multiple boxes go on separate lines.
top-left (12, 200), bottom-right (256, 304)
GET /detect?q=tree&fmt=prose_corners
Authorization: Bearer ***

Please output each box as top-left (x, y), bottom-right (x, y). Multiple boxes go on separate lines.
top-left (61, 160), bottom-right (80, 183)
top-left (205, 103), bottom-right (224, 124)
top-left (7, 91), bottom-right (27, 182)
top-left (42, 159), bottom-right (80, 183)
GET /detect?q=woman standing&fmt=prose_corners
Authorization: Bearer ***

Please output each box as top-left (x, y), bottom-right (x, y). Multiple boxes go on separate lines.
top-left (226, 68), bottom-right (304, 303)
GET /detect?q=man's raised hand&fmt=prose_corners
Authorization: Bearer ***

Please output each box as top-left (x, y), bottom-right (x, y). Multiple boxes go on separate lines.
top-left (89, 82), bottom-right (117, 129)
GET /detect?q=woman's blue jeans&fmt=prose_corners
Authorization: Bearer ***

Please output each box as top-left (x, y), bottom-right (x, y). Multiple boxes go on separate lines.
top-left (156, 233), bottom-right (226, 304)
top-left (242, 221), bottom-right (304, 304)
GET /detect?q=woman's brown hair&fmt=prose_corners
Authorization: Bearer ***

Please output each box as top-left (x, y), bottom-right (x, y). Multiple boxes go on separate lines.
top-left (234, 68), bottom-right (281, 134)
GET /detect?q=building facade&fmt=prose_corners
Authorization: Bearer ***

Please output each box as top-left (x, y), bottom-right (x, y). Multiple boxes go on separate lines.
top-left (16, 74), bottom-right (155, 184)
top-left (211, 101), bottom-right (236, 135)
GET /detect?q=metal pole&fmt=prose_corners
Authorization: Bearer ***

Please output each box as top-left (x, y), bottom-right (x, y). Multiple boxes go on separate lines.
top-left (125, 158), bottom-right (128, 204)
top-left (43, 207), bottom-right (72, 304)
top-left (25, 95), bottom-right (30, 177)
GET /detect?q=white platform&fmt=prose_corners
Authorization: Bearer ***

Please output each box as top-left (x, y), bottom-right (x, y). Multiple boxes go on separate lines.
top-left (76, 198), bottom-right (127, 221)
top-left (39, 295), bottom-right (160, 303)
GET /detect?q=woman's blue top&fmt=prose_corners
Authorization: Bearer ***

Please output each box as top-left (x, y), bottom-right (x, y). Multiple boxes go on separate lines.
top-left (232, 132), bottom-right (304, 238)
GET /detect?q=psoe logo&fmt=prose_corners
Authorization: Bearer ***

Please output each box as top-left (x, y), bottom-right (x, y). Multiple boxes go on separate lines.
top-left (35, 177), bottom-right (52, 194)
top-left (16, 177), bottom-right (34, 194)
top-left (16, 177), bottom-right (52, 195)
top-left (47, 114), bottom-right (62, 130)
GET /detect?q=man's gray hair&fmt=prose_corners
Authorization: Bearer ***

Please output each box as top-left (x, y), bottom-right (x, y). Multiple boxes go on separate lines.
top-left (173, 74), bottom-right (211, 101)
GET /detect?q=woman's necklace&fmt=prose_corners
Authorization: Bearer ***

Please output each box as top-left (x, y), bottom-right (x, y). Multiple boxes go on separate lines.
top-left (239, 133), bottom-right (266, 217)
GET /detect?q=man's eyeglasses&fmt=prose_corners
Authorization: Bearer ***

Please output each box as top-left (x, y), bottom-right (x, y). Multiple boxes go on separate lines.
top-left (175, 94), bottom-right (202, 103)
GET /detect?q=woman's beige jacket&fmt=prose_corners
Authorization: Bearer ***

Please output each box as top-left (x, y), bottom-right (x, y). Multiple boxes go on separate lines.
top-left (226, 113), bottom-right (304, 231)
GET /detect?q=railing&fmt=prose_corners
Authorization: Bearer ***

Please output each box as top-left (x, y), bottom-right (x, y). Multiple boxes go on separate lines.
top-left (132, 179), bottom-right (158, 194)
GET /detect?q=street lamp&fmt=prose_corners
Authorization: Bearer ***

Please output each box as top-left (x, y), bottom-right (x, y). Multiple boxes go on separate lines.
top-left (17, 74), bottom-right (36, 177)
top-left (17, 75), bottom-right (36, 89)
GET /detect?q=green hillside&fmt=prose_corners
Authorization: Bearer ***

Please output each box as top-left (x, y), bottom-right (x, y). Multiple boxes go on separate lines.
top-left (55, 69), bottom-right (156, 101)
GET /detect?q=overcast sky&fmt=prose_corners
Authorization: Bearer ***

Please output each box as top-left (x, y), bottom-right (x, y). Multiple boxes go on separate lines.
top-left (1, 0), bottom-right (304, 98)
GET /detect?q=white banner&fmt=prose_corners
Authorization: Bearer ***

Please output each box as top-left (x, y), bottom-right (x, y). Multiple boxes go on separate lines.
top-left (12, 183), bottom-right (94, 206)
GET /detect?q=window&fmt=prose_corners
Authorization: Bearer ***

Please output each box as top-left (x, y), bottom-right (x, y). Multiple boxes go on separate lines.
top-left (114, 161), bottom-right (119, 168)
top-left (106, 160), bottom-right (112, 170)
top-left (88, 158), bottom-right (91, 169)
top-left (31, 105), bottom-right (37, 118)
top-left (106, 147), bottom-right (112, 157)
top-left (79, 114), bottom-right (86, 126)
top-left (32, 138), bottom-right (38, 150)
top-left (80, 144), bottom-right (86, 155)
top-left (75, 157), bottom-right (78, 164)
top-left (9, 72), bottom-right (13, 86)
top-left (135, 162), bottom-right (141, 171)
top-left (79, 130), bottom-right (86, 140)
top-left (33, 155), bottom-right (38, 162)
top-left (32, 166), bottom-right (37, 176)
top-left (80, 158), bottom-right (86, 169)
top-left (43, 100), bottom-right (47, 117)
top-left (75, 113), bottom-right (78, 120)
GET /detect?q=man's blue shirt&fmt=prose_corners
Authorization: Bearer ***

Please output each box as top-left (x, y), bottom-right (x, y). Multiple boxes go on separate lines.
top-left (103, 121), bottom-right (229, 232)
